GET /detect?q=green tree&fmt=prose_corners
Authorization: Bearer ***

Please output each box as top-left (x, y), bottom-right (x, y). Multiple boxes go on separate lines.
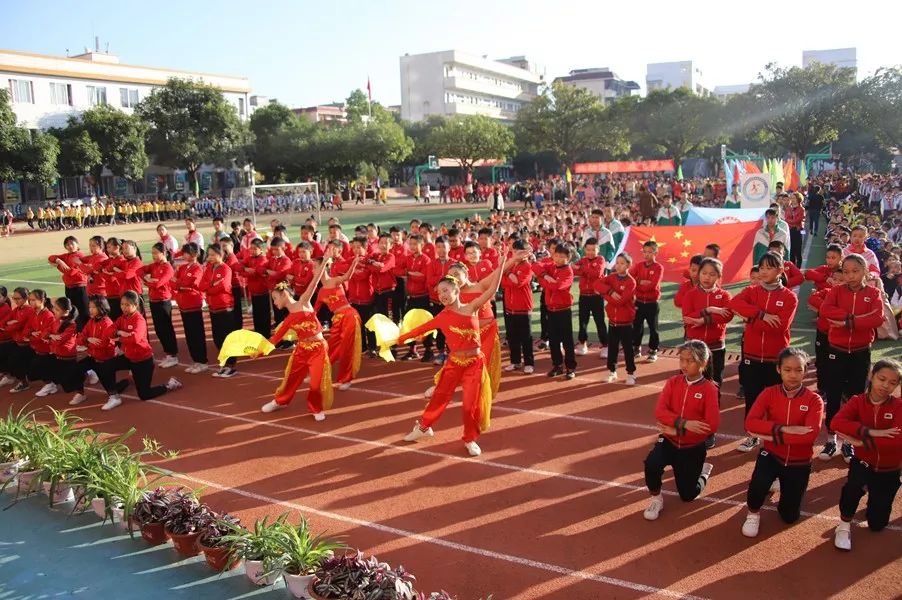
top-left (628, 88), bottom-right (725, 167)
top-left (857, 66), bottom-right (902, 151)
top-left (51, 127), bottom-right (102, 178)
top-left (514, 81), bottom-right (629, 167)
top-left (249, 102), bottom-right (312, 183)
top-left (0, 89), bottom-right (59, 186)
top-left (428, 114), bottom-right (513, 177)
top-left (137, 78), bottom-right (245, 195)
top-left (344, 89), bottom-right (370, 123)
top-left (746, 62), bottom-right (855, 157)
top-left (403, 115), bottom-right (447, 165)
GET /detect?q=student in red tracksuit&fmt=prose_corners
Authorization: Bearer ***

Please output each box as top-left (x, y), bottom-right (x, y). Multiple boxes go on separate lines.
top-left (288, 242), bottom-right (316, 300)
top-left (369, 233), bottom-right (397, 334)
top-left (502, 239), bottom-right (535, 373)
top-left (48, 235), bottom-right (89, 329)
top-left (817, 253), bottom-right (885, 463)
top-left (98, 291), bottom-right (182, 410)
top-left (804, 243), bottom-right (844, 292)
top-left (75, 235), bottom-right (108, 304)
top-left (532, 244), bottom-right (576, 379)
top-left (265, 238), bottom-right (294, 335)
top-left (573, 238), bottom-right (607, 358)
top-left (0, 287), bottom-right (11, 383)
top-left (42, 297), bottom-right (80, 401)
top-left (389, 226), bottom-right (409, 324)
top-left (631, 240), bottom-right (664, 362)
top-left (426, 236), bottom-right (453, 364)
top-left (643, 340), bottom-right (720, 521)
top-left (596, 253), bottom-right (637, 384)
top-left (805, 243), bottom-right (843, 394)
top-left (740, 348), bottom-right (824, 538)
top-left (242, 238), bottom-right (272, 338)
top-left (673, 255), bottom-right (703, 312)
top-left (730, 252), bottom-right (798, 453)
top-left (68, 296), bottom-right (117, 407)
top-left (112, 240), bottom-right (145, 314)
top-left (173, 243), bottom-right (208, 374)
top-left (402, 234), bottom-right (432, 360)
top-left (768, 240), bottom-right (804, 287)
top-left (101, 238), bottom-right (124, 321)
top-left (345, 236), bottom-right (376, 356)
top-left (219, 237), bottom-right (245, 331)
top-left (202, 243), bottom-right (239, 378)
top-left (4, 287), bottom-right (34, 392)
top-left (831, 359), bottom-right (902, 550)
top-left (140, 243), bottom-right (179, 369)
top-left (682, 257), bottom-right (734, 449)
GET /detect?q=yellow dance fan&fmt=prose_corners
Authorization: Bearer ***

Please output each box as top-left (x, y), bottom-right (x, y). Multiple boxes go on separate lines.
top-left (364, 314), bottom-right (400, 362)
top-left (399, 308), bottom-right (436, 339)
top-left (217, 330), bottom-right (276, 366)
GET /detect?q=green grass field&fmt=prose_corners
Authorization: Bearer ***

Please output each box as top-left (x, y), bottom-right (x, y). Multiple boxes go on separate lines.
top-left (0, 202), bottom-right (895, 359)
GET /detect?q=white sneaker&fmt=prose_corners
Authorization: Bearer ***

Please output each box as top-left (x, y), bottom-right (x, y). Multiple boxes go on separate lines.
top-left (101, 396), bottom-right (122, 411)
top-left (741, 512), bottom-right (761, 538)
top-left (159, 356), bottom-right (179, 369)
top-left (834, 522), bottom-right (852, 551)
top-left (599, 347), bottom-right (608, 359)
top-left (464, 441), bottom-right (482, 457)
top-left (646, 352), bottom-right (658, 363)
top-left (403, 422), bottom-right (434, 442)
top-left (261, 400), bottom-right (286, 413)
top-left (313, 412), bottom-right (326, 422)
top-left (338, 382), bottom-right (352, 391)
top-left (303, 375), bottom-right (310, 385)
top-left (625, 375), bottom-right (637, 385)
top-left (185, 363), bottom-right (206, 374)
top-left (605, 372), bottom-right (618, 383)
top-left (701, 462), bottom-right (714, 480)
top-left (218, 368), bottom-right (237, 379)
top-left (35, 383), bottom-right (58, 397)
top-left (503, 363), bottom-right (522, 372)
top-left (165, 377), bottom-right (182, 391)
top-left (575, 343), bottom-right (588, 356)
top-left (211, 367), bottom-right (225, 378)
top-left (523, 365), bottom-right (535, 374)
top-left (69, 393), bottom-right (87, 406)
top-left (0, 375), bottom-right (15, 386)
top-left (424, 385), bottom-right (435, 399)
top-left (770, 479), bottom-right (780, 493)
top-left (85, 370), bottom-right (99, 385)
top-left (736, 437), bottom-right (760, 453)
top-left (643, 495), bottom-right (664, 521)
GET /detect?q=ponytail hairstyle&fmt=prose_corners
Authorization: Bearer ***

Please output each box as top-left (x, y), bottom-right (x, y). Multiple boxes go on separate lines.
top-left (122, 239), bottom-right (142, 260)
top-left (868, 359), bottom-right (902, 392)
top-left (151, 242), bottom-right (173, 264)
top-left (841, 254), bottom-right (868, 287)
top-left (29, 289), bottom-right (52, 310)
top-left (106, 237), bottom-right (121, 255)
top-left (89, 235), bottom-right (105, 253)
top-left (758, 251), bottom-right (787, 286)
top-left (181, 242), bottom-right (200, 259)
top-left (121, 290), bottom-right (141, 307)
top-left (12, 287), bottom-right (28, 305)
top-left (63, 235), bottom-right (79, 249)
top-left (54, 297), bottom-right (77, 332)
top-left (698, 257), bottom-right (723, 279)
top-left (676, 339), bottom-right (711, 369)
top-left (777, 347), bottom-right (810, 369)
top-left (88, 295), bottom-right (110, 319)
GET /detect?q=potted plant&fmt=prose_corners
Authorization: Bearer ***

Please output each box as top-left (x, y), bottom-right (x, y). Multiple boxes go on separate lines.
top-left (273, 517), bottom-right (345, 598)
top-left (218, 513), bottom-right (289, 586)
top-left (162, 491), bottom-right (213, 556)
top-left (133, 487), bottom-right (181, 545)
top-left (0, 406), bottom-right (37, 486)
top-left (197, 514), bottom-right (242, 572)
top-left (310, 551), bottom-right (417, 600)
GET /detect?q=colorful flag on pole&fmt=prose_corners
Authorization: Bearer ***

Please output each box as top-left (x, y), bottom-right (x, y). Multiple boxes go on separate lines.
top-left (798, 160), bottom-right (808, 187)
top-left (565, 167), bottom-right (572, 183)
top-left (366, 77), bottom-right (372, 102)
top-left (676, 164), bottom-right (684, 180)
top-left (617, 222), bottom-right (760, 284)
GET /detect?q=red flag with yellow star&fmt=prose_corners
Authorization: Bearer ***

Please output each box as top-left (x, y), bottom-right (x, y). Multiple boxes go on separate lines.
top-left (618, 221), bottom-right (761, 284)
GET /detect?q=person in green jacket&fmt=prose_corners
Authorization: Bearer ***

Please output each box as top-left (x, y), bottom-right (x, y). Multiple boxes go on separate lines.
top-left (677, 192), bottom-right (694, 225)
top-left (656, 195), bottom-right (682, 226)
top-left (582, 209), bottom-right (615, 263)
top-left (603, 205), bottom-right (624, 250)
top-left (752, 209), bottom-right (790, 264)
top-left (724, 183), bottom-right (742, 208)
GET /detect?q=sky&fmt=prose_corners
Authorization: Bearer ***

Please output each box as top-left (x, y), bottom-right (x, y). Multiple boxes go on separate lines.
top-left (4, 0), bottom-right (899, 109)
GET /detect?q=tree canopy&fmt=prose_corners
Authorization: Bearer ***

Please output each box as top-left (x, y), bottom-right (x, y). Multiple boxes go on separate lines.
top-left (428, 114), bottom-right (513, 174)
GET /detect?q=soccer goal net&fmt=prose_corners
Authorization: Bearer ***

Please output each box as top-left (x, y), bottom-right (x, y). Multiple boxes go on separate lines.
top-left (228, 182), bottom-right (323, 224)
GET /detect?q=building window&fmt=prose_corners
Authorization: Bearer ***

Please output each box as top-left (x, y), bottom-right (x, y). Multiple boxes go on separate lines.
top-left (238, 97), bottom-right (245, 116)
top-left (49, 82), bottom-right (72, 105)
top-left (87, 85), bottom-right (107, 106)
top-left (9, 79), bottom-right (34, 103)
top-left (119, 88), bottom-right (139, 108)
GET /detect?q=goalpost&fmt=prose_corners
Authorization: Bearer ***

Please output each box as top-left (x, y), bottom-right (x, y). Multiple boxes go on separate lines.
top-left (228, 181), bottom-right (321, 226)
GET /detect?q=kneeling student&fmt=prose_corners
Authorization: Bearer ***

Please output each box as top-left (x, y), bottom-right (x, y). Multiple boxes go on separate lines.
top-left (643, 340), bottom-right (719, 520)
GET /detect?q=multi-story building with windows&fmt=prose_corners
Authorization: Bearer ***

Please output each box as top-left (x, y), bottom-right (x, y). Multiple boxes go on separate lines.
top-left (1, 47), bottom-right (252, 202)
top-left (399, 50), bottom-right (542, 122)
top-left (646, 61), bottom-right (711, 97)
top-left (802, 47), bottom-right (857, 78)
top-left (554, 67), bottom-right (640, 105)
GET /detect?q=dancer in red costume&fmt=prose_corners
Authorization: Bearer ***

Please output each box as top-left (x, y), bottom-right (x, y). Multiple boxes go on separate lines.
top-left (315, 241), bottom-right (362, 391)
top-left (259, 258), bottom-right (332, 420)
top-left (398, 251), bottom-right (524, 457)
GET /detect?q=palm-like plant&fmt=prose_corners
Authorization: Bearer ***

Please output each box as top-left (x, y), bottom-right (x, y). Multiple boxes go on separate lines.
top-left (218, 513), bottom-right (291, 575)
top-left (274, 516), bottom-right (345, 576)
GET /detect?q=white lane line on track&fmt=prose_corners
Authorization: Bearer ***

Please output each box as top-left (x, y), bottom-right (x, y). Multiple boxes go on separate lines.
top-left (83, 386), bottom-right (900, 532)
top-left (177, 472), bottom-right (711, 600)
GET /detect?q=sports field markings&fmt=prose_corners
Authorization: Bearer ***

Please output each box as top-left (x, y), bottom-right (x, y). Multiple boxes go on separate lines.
top-left (82, 386), bottom-right (900, 532)
top-left (179, 473), bottom-right (711, 600)
top-left (0, 277), bottom-right (61, 286)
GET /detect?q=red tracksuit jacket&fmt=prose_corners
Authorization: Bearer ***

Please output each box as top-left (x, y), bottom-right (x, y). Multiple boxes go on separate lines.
top-left (630, 261), bottom-right (664, 302)
top-left (290, 259), bottom-right (315, 296)
top-left (594, 273), bottom-right (636, 325)
top-left (242, 254), bottom-right (270, 296)
top-left (405, 253), bottom-right (431, 298)
top-left (426, 258), bottom-right (452, 303)
top-left (49, 320), bottom-right (77, 359)
top-left (784, 261), bottom-right (804, 288)
top-left (200, 263), bottom-right (234, 311)
top-left (113, 256), bottom-right (144, 296)
top-left (114, 311), bottom-right (154, 362)
top-left (501, 261), bottom-right (534, 314)
top-left (745, 385), bottom-right (825, 465)
top-left (804, 264), bottom-right (839, 292)
top-left (369, 253), bottom-right (397, 293)
top-left (28, 308), bottom-right (55, 354)
top-left (655, 375), bottom-right (721, 448)
top-left (0, 302), bottom-right (11, 342)
top-left (77, 252), bottom-right (109, 297)
top-left (819, 284), bottom-right (884, 353)
top-left (681, 286), bottom-right (734, 349)
top-left (6, 305), bottom-right (34, 344)
top-left (532, 262), bottom-right (574, 311)
top-left (573, 256), bottom-right (606, 296)
top-left (173, 262), bottom-right (205, 311)
top-left (48, 251), bottom-right (88, 287)
top-left (807, 288), bottom-right (830, 334)
top-left (831, 393), bottom-right (902, 471)
top-left (76, 316), bottom-right (117, 361)
top-left (139, 261), bottom-right (174, 302)
top-left (729, 284), bottom-right (798, 362)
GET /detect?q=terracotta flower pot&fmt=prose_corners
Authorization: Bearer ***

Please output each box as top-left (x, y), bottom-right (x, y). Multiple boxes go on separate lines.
top-left (111, 507), bottom-right (129, 530)
top-left (165, 526), bottom-right (201, 557)
top-left (307, 578), bottom-right (330, 600)
top-left (140, 522), bottom-right (168, 546)
top-left (91, 497), bottom-right (107, 518)
top-left (244, 559), bottom-right (279, 586)
top-left (283, 573), bottom-right (314, 598)
top-left (198, 538), bottom-right (240, 572)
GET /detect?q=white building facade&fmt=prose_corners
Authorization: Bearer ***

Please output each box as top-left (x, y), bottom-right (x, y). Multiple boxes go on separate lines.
top-left (646, 61), bottom-right (711, 97)
top-left (712, 83), bottom-right (751, 102)
top-left (555, 68), bottom-right (639, 105)
top-left (802, 47), bottom-right (857, 77)
top-left (1, 48), bottom-right (252, 202)
top-left (399, 50), bottom-right (541, 122)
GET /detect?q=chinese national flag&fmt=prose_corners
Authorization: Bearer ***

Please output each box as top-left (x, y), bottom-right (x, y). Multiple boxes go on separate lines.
top-left (620, 221), bottom-right (760, 284)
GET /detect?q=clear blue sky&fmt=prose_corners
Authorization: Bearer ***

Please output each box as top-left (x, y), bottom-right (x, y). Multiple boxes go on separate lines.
top-left (5, 0), bottom-right (897, 109)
